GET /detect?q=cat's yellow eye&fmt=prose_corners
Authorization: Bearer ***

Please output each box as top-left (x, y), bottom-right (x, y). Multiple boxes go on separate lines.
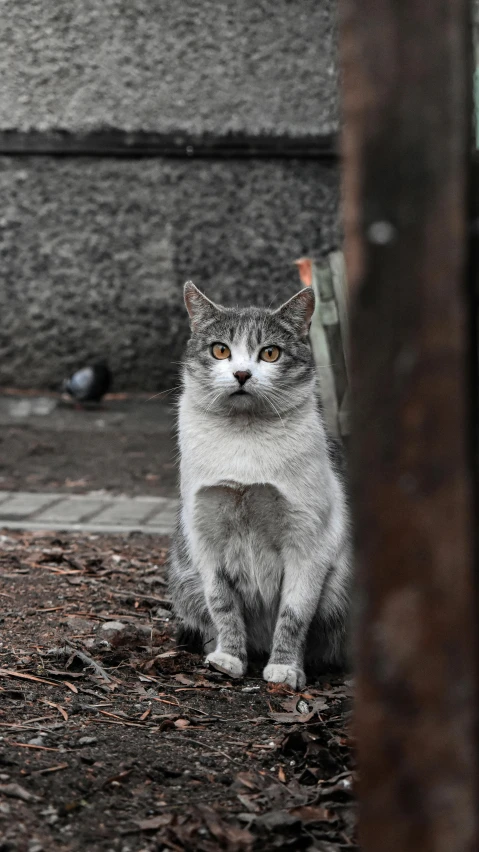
top-left (212, 342), bottom-right (231, 360)
top-left (259, 345), bottom-right (281, 363)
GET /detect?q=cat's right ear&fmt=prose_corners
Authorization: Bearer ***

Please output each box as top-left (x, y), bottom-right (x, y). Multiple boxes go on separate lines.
top-left (184, 281), bottom-right (220, 331)
top-left (274, 287), bottom-right (315, 338)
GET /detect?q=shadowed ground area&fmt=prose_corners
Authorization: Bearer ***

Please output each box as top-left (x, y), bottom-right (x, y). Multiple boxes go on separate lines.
top-left (0, 393), bottom-right (178, 498)
top-left (0, 530), bottom-right (356, 852)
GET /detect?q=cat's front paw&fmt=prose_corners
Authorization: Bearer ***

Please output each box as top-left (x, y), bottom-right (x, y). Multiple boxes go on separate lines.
top-left (206, 651), bottom-right (245, 679)
top-left (263, 663), bottom-right (306, 691)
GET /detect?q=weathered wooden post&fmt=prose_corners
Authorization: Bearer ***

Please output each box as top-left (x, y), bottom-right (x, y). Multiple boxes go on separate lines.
top-left (338, 0), bottom-right (478, 850)
top-left (296, 254), bottom-right (350, 437)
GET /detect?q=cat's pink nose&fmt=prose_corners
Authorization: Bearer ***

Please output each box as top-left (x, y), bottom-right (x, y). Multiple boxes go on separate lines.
top-left (234, 370), bottom-right (252, 386)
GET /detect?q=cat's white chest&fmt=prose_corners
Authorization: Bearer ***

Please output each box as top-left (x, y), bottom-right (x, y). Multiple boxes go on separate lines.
top-left (177, 395), bottom-right (325, 528)
top-left (180, 411), bottom-right (286, 491)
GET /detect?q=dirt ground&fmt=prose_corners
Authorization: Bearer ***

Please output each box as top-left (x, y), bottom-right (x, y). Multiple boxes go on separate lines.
top-left (0, 426), bottom-right (177, 497)
top-left (0, 394), bottom-right (177, 497)
top-left (0, 530), bottom-right (357, 852)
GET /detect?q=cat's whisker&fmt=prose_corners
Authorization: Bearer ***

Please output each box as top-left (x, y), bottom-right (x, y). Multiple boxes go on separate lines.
top-left (257, 390), bottom-right (287, 431)
top-left (260, 386), bottom-right (299, 406)
top-left (203, 391), bottom-right (223, 415)
top-left (147, 385), bottom-right (182, 401)
top-left (315, 363), bottom-right (341, 370)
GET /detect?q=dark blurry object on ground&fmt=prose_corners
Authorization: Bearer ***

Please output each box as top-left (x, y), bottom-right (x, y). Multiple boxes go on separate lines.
top-left (0, 393), bottom-right (177, 498)
top-left (62, 363), bottom-right (112, 404)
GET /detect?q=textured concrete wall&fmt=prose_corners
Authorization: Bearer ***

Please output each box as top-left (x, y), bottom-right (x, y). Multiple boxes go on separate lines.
top-left (0, 158), bottom-right (339, 391)
top-left (0, 0), bottom-right (338, 136)
top-left (0, 1), bottom-right (340, 390)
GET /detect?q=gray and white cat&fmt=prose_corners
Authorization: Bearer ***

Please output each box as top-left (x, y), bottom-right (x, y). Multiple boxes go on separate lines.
top-left (169, 281), bottom-right (352, 690)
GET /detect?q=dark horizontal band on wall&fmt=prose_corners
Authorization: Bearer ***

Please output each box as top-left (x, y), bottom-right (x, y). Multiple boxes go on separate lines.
top-left (0, 129), bottom-right (339, 159)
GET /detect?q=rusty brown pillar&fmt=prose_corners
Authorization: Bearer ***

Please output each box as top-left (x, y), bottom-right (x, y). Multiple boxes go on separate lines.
top-left (338, 1), bottom-right (478, 850)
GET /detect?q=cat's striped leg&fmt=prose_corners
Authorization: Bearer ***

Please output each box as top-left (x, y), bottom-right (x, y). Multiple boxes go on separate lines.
top-left (264, 556), bottom-right (324, 690)
top-left (204, 566), bottom-right (247, 679)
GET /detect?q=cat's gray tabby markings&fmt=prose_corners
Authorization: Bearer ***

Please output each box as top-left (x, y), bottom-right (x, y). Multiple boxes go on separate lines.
top-left (169, 281), bottom-right (352, 689)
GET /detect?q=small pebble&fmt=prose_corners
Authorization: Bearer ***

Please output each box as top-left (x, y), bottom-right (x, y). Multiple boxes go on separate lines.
top-left (100, 621), bottom-right (125, 632)
top-left (40, 805), bottom-right (59, 825)
top-left (78, 736), bottom-right (97, 746)
top-left (241, 686), bottom-right (260, 693)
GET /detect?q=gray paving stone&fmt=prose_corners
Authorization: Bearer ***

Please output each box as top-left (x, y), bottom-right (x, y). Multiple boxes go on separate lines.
top-left (93, 497), bottom-right (167, 526)
top-left (0, 491), bottom-right (179, 534)
top-left (0, 519), bottom-right (173, 534)
top-left (146, 503), bottom-right (179, 526)
top-left (34, 496), bottom-right (113, 524)
top-left (0, 492), bottom-right (62, 519)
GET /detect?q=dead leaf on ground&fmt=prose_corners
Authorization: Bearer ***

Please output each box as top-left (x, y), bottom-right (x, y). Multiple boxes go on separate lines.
top-left (0, 669), bottom-right (58, 687)
top-left (269, 696), bottom-right (327, 724)
top-left (139, 707), bottom-right (151, 721)
top-left (197, 804), bottom-right (254, 848)
top-left (266, 682), bottom-right (295, 696)
top-left (288, 805), bottom-right (337, 824)
top-left (0, 782), bottom-right (41, 802)
top-left (254, 810), bottom-right (300, 831)
top-left (173, 673), bottom-right (195, 686)
top-left (233, 772), bottom-right (265, 792)
top-left (134, 813), bottom-right (173, 831)
top-left (42, 699), bottom-right (69, 721)
top-left (236, 794), bottom-right (261, 813)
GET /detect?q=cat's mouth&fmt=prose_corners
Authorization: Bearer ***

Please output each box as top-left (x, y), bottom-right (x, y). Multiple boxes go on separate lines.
top-left (230, 389), bottom-right (249, 396)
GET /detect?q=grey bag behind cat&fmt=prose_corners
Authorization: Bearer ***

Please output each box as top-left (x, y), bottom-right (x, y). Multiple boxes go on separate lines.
top-left (168, 281), bottom-right (352, 689)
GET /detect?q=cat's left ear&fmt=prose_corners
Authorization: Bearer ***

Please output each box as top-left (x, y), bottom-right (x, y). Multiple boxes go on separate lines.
top-left (184, 281), bottom-right (222, 330)
top-left (275, 288), bottom-right (315, 338)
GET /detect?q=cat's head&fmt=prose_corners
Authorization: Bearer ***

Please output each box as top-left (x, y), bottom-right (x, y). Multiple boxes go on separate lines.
top-left (182, 281), bottom-right (315, 417)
